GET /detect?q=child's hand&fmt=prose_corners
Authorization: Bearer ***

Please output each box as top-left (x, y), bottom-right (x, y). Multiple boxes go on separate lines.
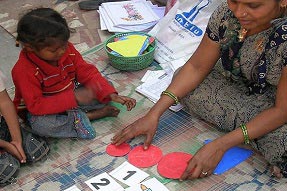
top-left (75, 87), bottom-right (94, 105)
top-left (110, 94), bottom-right (136, 111)
top-left (10, 140), bottom-right (26, 163)
top-left (0, 140), bottom-right (26, 163)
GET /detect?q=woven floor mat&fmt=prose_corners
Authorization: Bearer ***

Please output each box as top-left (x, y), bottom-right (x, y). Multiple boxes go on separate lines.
top-left (1, 1), bottom-right (287, 190)
top-left (1, 44), bottom-right (286, 191)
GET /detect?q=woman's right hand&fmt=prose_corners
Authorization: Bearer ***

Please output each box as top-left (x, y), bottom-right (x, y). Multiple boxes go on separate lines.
top-left (111, 113), bottom-right (159, 149)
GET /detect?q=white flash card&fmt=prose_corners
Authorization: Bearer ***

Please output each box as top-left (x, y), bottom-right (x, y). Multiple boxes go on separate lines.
top-left (85, 172), bottom-right (124, 191)
top-left (109, 161), bottom-right (149, 187)
top-left (64, 185), bottom-right (81, 191)
top-left (124, 177), bottom-right (170, 191)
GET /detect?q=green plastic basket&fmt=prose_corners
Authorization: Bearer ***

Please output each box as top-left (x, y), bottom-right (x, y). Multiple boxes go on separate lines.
top-left (104, 32), bottom-right (156, 71)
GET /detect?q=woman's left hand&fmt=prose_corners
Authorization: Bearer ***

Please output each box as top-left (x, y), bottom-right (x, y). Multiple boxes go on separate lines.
top-left (110, 94), bottom-right (136, 111)
top-left (180, 140), bottom-right (225, 180)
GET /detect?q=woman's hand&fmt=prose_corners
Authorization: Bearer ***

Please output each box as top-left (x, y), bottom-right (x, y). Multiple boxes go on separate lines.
top-left (111, 113), bottom-right (159, 149)
top-left (180, 140), bottom-right (225, 180)
top-left (110, 94), bottom-right (136, 111)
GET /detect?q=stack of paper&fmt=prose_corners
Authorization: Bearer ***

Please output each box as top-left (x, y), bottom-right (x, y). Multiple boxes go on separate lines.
top-left (107, 34), bottom-right (154, 57)
top-left (99, 0), bottom-right (165, 32)
top-left (136, 62), bottom-right (185, 112)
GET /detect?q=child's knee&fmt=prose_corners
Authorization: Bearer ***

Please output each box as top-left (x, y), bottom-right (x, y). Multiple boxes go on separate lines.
top-left (0, 152), bottom-right (20, 187)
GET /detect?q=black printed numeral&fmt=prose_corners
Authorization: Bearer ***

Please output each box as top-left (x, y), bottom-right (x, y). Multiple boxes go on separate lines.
top-left (91, 178), bottom-right (110, 190)
top-left (123, 171), bottom-right (136, 180)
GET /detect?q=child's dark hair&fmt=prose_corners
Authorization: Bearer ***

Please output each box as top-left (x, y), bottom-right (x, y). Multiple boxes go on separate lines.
top-left (16, 8), bottom-right (70, 50)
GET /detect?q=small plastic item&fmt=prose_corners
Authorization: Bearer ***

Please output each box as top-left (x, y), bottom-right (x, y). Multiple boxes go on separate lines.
top-left (204, 139), bottom-right (253, 175)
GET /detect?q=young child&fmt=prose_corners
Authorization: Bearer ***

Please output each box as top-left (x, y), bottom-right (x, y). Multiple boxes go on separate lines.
top-left (12, 8), bottom-right (136, 139)
top-left (0, 71), bottom-right (26, 163)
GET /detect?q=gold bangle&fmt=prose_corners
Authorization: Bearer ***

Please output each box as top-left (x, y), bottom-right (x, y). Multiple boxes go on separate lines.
top-left (240, 124), bottom-right (250, 144)
top-left (161, 90), bottom-right (179, 105)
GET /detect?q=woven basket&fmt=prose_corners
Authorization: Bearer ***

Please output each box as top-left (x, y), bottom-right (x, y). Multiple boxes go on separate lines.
top-left (104, 32), bottom-right (156, 71)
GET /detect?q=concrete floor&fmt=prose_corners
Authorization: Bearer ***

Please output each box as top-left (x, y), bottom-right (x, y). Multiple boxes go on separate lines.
top-left (0, 26), bottom-right (20, 88)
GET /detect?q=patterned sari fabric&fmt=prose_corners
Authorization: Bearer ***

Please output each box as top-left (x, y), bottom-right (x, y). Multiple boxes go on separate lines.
top-left (181, 3), bottom-right (287, 174)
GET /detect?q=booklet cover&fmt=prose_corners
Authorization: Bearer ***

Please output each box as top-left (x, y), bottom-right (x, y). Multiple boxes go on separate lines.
top-left (102, 1), bottom-right (160, 26)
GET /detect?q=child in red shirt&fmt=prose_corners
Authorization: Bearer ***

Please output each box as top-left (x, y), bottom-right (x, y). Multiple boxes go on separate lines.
top-left (12, 8), bottom-right (136, 139)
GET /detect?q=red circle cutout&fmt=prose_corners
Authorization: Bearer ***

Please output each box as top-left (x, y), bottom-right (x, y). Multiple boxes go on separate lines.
top-left (106, 143), bottom-right (131, 157)
top-left (157, 152), bottom-right (192, 179)
top-left (128, 145), bottom-right (163, 168)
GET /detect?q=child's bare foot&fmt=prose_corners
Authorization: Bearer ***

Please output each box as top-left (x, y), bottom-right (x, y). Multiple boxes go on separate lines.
top-left (270, 165), bottom-right (284, 179)
top-left (86, 106), bottom-right (120, 120)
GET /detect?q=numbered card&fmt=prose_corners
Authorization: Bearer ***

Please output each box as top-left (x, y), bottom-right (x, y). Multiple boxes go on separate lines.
top-left (85, 172), bottom-right (124, 191)
top-left (109, 161), bottom-right (149, 187)
top-left (64, 185), bottom-right (81, 191)
top-left (124, 177), bottom-right (170, 191)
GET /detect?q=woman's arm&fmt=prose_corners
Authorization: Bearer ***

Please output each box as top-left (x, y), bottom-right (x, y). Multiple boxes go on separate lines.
top-left (112, 34), bottom-right (221, 147)
top-left (218, 66), bottom-right (287, 150)
top-left (180, 67), bottom-right (287, 180)
top-left (148, 33), bottom-right (221, 120)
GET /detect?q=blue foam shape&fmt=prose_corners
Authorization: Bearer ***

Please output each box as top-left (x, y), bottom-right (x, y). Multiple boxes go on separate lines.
top-left (204, 139), bottom-right (253, 175)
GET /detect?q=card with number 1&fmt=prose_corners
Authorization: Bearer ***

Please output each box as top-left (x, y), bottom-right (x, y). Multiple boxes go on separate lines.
top-left (109, 161), bottom-right (149, 187)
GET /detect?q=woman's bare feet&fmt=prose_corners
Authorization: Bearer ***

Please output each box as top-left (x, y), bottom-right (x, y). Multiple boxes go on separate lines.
top-left (270, 165), bottom-right (284, 179)
top-left (86, 105), bottom-right (120, 120)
